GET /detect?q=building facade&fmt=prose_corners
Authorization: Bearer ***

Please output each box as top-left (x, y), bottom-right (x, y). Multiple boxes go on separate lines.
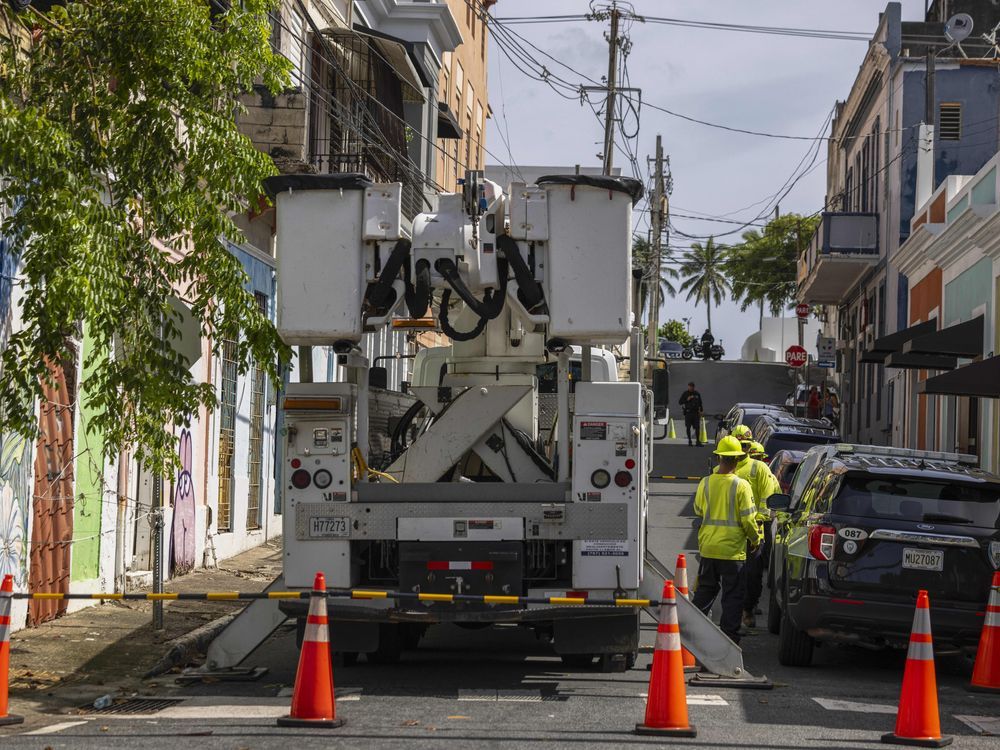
top-left (798, 1), bottom-right (1000, 450)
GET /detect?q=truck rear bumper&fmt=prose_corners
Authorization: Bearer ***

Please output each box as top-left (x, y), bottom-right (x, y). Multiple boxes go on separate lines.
top-left (279, 599), bottom-right (631, 624)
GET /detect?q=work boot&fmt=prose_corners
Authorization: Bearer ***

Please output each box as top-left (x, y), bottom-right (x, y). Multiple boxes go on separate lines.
top-left (742, 610), bottom-right (756, 629)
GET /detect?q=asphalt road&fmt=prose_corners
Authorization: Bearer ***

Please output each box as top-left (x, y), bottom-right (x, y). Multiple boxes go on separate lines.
top-left (4, 479), bottom-right (999, 749)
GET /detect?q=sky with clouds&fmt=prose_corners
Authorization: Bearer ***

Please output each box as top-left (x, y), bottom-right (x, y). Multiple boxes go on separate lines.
top-left (485, 0), bottom-right (929, 355)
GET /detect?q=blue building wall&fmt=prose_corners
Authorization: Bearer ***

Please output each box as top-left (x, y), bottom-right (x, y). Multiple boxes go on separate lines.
top-left (899, 65), bottom-right (1000, 244)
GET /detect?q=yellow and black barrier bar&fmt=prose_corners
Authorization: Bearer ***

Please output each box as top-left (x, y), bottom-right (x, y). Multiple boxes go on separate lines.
top-left (657, 475), bottom-right (702, 481)
top-left (11, 590), bottom-right (661, 608)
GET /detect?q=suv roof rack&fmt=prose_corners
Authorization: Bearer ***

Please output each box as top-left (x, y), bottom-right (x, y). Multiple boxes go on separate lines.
top-left (830, 443), bottom-right (978, 466)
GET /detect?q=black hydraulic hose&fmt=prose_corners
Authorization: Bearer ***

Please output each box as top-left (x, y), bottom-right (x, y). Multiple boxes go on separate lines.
top-left (389, 399), bottom-right (426, 465)
top-left (435, 258), bottom-right (490, 318)
top-left (495, 235), bottom-right (545, 313)
top-left (366, 239), bottom-right (411, 312)
top-left (480, 255), bottom-right (509, 320)
top-left (404, 259), bottom-right (431, 319)
top-left (439, 289), bottom-right (488, 341)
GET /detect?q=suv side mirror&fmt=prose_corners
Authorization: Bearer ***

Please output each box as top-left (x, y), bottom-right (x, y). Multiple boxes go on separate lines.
top-left (767, 493), bottom-right (791, 511)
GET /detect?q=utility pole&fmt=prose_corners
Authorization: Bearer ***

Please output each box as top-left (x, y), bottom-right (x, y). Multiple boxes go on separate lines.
top-left (601, 2), bottom-right (621, 174)
top-left (647, 135), bottom-right (666, 360)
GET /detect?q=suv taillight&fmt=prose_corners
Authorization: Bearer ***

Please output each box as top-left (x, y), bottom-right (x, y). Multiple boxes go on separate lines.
top-left (808, 524), bottom-right (836, 561)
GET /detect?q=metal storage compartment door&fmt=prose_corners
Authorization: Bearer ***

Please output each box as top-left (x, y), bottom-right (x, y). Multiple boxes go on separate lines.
top-left (541, 178), bottom-right (633, 344)
top-left (267, 175), bottom-right (369, 345)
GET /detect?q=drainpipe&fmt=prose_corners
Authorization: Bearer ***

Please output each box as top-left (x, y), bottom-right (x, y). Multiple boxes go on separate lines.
top-left (915, 52), bottom-right (936, 211)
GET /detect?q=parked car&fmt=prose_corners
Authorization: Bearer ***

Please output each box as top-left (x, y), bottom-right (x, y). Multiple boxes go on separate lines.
top-left (785, 383), bottom-right (839, 410)
top-left (767, 443), bottom-right (1000, 665)
top-left (751, 414), bottom-right (840, 456)
top-left (768, 449), bottom-right (806, 494)
top-left (717, 403), bottom-right (789, 441)
top-left (658, 339), bottom-right (684, 359)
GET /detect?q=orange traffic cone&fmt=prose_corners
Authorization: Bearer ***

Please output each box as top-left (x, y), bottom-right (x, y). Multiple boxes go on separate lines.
top-left (674, 554), bottom-right (699, 672)
top-left (1, 574), bottom-right (24, 727)
top-left (277, 572), bottom-right (344, 728)
top-left (635, 580), bottom-right (696, 738)
top-left (881, 590), bottom-right (951, 747)
top-left (970, 571), bottom-right (1000, 694)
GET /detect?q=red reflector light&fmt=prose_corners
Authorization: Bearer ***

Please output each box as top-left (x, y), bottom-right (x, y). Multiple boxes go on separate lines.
top-left (427, 561), bottom-right (449, 570)
top-left (808, 524), bottom-right (836, 561)
top-left (624, 458), bottom-right (636, 470)
top-left (614, 470), bottom-right (632, 487)
top-left (290, 469), bottom-right (311, 489)
top-left (471, 561), bottom-right (494, 571)
top-left (830, 598), bottom-right (864, 606)
top-left (567, 590), bottom-right (588, 600)
top-left (290, 458), bottom-right (301, 469)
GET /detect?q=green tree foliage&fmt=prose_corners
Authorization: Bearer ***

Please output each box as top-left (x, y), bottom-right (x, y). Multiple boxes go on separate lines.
top-left (0, 1), bottom-right (292, 474)
top-left (657, 319), bottom-right (692, 348)
top-left (678, 237), bottom-right (729, 333)
top-left (632, 234), bottom-right (677, 320)
top-left (725, 214), bottom-right (820, 325)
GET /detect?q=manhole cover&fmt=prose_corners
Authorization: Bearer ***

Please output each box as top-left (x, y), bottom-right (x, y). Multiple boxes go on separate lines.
top-left (83, 697), bottom-right (185, 715)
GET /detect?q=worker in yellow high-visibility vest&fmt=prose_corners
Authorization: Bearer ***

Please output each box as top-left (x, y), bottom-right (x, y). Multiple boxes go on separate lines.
top-left (691, 435), bottom-right (763, 644)
top-left (729, 426), bottom-right (780, 629)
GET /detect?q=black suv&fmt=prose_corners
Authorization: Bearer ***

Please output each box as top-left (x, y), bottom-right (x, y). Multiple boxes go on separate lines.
top-left (717, 403), bottom-right (788, 441)
top-left (752, 414), bottom-right (839, 457)
top-left (768, 443), bottom-right (1000, 666)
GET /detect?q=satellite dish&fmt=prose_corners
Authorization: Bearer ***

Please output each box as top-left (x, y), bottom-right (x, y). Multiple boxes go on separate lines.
top-left (944, 13), bottom-right (974, 44)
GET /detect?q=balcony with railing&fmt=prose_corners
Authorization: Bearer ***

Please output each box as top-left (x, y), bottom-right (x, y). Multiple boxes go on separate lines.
top-left (797, 212), bottom-right (879, 305)
top-left (307, 29), bottom-right (428, 221)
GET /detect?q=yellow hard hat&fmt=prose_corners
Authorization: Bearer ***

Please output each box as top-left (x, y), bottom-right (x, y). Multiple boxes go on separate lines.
top-left (731, 424), bottom-right (753, 441)
top-left (750, 441), bottom-right (767, 459)
top-left (714, 435), bottom-right (746, 457)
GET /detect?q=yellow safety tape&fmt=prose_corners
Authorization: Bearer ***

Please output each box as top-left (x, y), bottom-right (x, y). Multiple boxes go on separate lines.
top-left (206, 592), bottom-right (240, 601)
top-left (268, 592), bottom-right (304, 599)
top-left (614, 598), bottom-right (650, 607)
top-left (417, 593), bottom-right (454, 602)
top-left (548, 597), bottom-right (586, 605)
top-left (482, 595), bottom-right (521, 605)
top-left (351, 590), bottom-right (388, 599)
top-left (147, 593), bottom-right (179, 601)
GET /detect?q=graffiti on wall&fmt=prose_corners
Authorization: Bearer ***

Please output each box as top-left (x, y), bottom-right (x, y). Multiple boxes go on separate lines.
top-left (0, 433), bottom-right (31, 588)
top-left (170, 429), bottom-right (196, 575)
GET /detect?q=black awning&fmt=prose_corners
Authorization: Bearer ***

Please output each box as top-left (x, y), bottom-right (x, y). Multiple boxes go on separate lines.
top-left (884, 352), bottom-right (957, 370)
top-left (859, 319), bottom-right (937, 363)
top-left (917, 356), bottom-right (1000, 398)
top-left (437, 102), bottom-right (462, 140)
top-left (903, 315), bottom-right (984, 358)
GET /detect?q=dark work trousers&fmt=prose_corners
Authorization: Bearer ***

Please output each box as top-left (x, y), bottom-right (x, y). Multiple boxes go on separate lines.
top-left (744, 523), bottom-right (772, 614)
top-left (692, 557), bottom-right (747, 643)
top-left (684, 414), bottom-right (699, 443)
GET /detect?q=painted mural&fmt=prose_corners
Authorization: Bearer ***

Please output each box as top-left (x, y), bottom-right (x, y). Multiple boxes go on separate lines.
top-left (0, 432), bottom-right (31, 588)
top-left (170, 428), bottom-right (196, 575)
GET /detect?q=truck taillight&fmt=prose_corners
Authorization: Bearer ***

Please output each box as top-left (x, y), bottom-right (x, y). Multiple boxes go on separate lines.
top-left (808, 524), bottom-right (836, 561)
top-left (291, 469), bottom-right (312, 489)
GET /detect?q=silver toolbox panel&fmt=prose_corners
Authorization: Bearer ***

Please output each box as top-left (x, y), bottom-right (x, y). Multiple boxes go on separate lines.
top-left (295, 501), bottom-right (627, 541)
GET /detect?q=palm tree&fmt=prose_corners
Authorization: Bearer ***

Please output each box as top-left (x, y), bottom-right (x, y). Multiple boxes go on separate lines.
top-left (632, 235), bottom-right (678, 321)
top-left (679, 237), bottom-right (730, 333)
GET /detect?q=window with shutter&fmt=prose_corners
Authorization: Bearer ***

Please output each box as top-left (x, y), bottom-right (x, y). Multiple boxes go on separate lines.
top-left (939, 103), bottom-right (962, 140)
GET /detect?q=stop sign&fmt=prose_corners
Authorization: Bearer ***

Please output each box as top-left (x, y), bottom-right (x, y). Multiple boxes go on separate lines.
top-left (785, 345), bottom-right (808, 368)
top-left (795, 303), bottom-right (810, 319)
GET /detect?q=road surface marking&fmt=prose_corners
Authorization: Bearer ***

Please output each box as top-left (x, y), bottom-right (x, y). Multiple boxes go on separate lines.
top-left (639, 693), bottom-right (728, 706)
top-left (955, 715), bottom-right (1000, 736)
top-left (22, 720), bottom-right (89, 735)
top-left (812, 697), bottom-right (896, 714)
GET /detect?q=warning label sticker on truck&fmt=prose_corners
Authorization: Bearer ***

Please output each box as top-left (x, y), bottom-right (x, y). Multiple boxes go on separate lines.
top-left (579, 540), bottom-right (629, 556)
top-left (579, 421), bottom-right (608, 440)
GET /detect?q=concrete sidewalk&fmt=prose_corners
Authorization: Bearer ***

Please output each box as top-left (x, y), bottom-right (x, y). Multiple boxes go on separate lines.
top-left (7, 538), bottom-right (283, 722)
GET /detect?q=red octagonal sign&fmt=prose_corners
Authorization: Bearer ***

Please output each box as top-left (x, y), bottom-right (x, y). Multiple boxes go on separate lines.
top-left (795, 303), bottom-right (810, 319)
top-left (785, 345), bottom-right (808, 368)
